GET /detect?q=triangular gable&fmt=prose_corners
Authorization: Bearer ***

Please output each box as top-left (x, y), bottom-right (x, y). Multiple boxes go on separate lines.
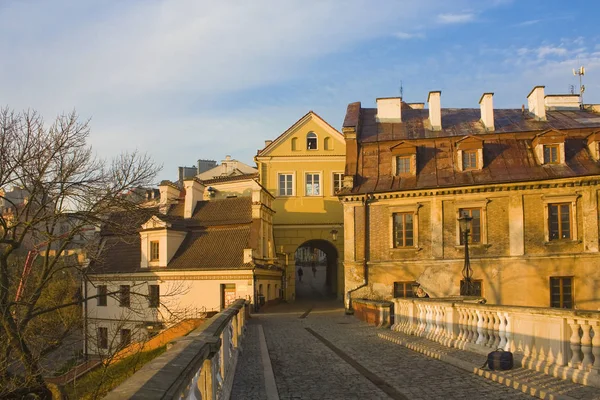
top-left (390, 141), bottom-right (417, 156)
top-left (141, 215), bottom-right (171, 230)
top-left (456, 135), bottom-right (484, 150)
top-left (257, 111), bottom-right (344, 156)
top-left (532, 129), bottom-right (565, 147)
top-left (587, 130), bottom-right (600, 146)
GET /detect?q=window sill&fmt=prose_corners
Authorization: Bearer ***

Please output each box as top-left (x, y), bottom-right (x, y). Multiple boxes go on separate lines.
top-left (454, 244), bottom-right (491, 250)
top-left (544, 239), bottom-right (581, 245)
top-left (390, 247), bottom-right (422, 252)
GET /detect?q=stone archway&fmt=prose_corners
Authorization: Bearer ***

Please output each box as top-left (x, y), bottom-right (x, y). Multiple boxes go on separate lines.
top-left (294, 239), bottom-right (338, 299)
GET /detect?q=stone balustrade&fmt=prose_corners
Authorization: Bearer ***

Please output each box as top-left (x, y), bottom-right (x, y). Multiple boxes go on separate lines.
top-left (391, 298), bottom-right (600, 388)
top-left (352, 299), bottom-right (393, 328)
top-left (105, 299), bottom-right (248, 400)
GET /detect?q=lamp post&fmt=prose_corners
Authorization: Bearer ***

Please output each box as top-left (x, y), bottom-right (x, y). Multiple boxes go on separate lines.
top-left (458, 215), bottom-right (475, 296)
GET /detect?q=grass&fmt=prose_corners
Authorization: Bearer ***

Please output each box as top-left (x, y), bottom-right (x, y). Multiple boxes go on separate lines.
top-left (64, 345), bottom-right (166, 400)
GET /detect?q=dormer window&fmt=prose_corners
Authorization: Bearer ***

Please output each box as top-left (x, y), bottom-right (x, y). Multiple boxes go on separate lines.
top-left (307, 132), bottom-right (317, 150)
top-left (390, 142), bottom-right (417, 176)
top-left (533, 130), bottom-right (565, 165)
top-left (456, 136), bottom-right (484, 172)
top-left (150, 240), bottom-right (160, 261)
top-left (586, 131), bottom-right (600, 160)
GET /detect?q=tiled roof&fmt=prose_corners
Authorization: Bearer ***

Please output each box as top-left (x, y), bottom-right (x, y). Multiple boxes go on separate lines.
top-left (188, 197), bottom-right (252, 226)
top-left (200, 173), bottom-right (259, 185)
top-left (168, 225), bottom-right (253, 270)
top-left (343, 104), bottom-right (600, 195)
top-left (88, 235), bottom-right (140, 273)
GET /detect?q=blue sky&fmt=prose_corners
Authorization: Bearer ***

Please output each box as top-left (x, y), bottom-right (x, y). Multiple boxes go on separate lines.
top-left (1, 0), bottom-right (599, 182)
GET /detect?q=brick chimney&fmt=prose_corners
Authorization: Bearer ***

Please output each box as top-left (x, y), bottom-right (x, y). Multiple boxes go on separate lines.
top-left (342, 102), bottom-right (361, 188)
top-left (183, 178), bottom-right (205, 218)
top-left (376, 97), bottom-right (402, 122)
top-left (527, 86), bottom-right (546, 121)
top-left (479, 93), bottom-right (495, 131)
top-left (159, 181), bottom-right (181, 214)
top-left (428, 91), bottom-right (442, 131)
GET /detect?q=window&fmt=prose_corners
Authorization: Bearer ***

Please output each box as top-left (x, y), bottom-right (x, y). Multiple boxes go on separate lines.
top-left (459, 208), bottom-right (481, 244)
top-left (97, 327), bottom-right (108, 349)
top-left (543, 145), bottom-right (559, 164)
top-left (324, 137), bottom-right (332, 150)
top-left (393, 213), bottom-right (414, 247)
top-left (291, 137), bottom-right (298, 151)
top-left (148, 285), bottom-right (160, 308)
top-left (305, 173), bottom-right (321, 196)
top-left (462, 150), bottom-right (478, 170)
top-left (120, 329), bottom-right (131, 347)
top-left (333, 173), bottom-right (344, 194)
top-left (119, 285), bottom-right (130, 307)
top-left (307, 132), bottom-right (317, 150)
top-left (460, 279), bottom-right (483, 296)
top-left (396, 156), bottom-right (411, 175)
top-left (150, 240), bottom-right (159, 261)
top-left (550, 277), bottom-right (573, 308)
top-left (278, 173), bottom-right (293, 196)
top-left (548, 203), bottom-right (571, 240)
top-left (97, 285), bottom-right (107, 307)
top-left (394, 281), bottom-right (417, 298)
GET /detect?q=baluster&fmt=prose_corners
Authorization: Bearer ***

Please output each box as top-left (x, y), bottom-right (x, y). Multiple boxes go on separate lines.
top-left (426, 305), bottom-right (433, 339)
top-left (476, 311), bottom-right (485, 345)
top-left (464, 309), bottom-right (473, 343)
top-left (456, 308), bottom-right (465, 345)
top-left (433, 306), bottom-right (442, 342)
top-left (418, 304), bottom-right (426, 336)
top-left (485, 312), bottom-right (495, 348)
top-left (497, 312), bottom-right (507, 350)
top-left (591, 322), bottom-right (600, 372)
top-left (492, 312), bottom-right (501, 349)
top-left (568, 319), bottom-right (582, 368)
top-left (581, 323), bottom-right (593, 370)
top-left (504, 313), bottom-right (514, 352)
top-left (469, 309), bottom-right (477, 343)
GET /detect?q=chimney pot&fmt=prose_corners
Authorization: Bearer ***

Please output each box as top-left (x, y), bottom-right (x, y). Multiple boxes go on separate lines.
top-left (527, 86), bottom-right (546, 121)
top-left (479, 92), bottom-right (495, 131)
top-left (376, 97), bottom-right (402, 122)
top-left (428, 91), bottom-right (442, 131)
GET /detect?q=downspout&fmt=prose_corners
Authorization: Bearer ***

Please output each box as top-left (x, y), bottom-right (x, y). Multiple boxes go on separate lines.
top-left (252, 268), bottom-right (258, 313)
top-left (345, 192), bottom-right (372, 314)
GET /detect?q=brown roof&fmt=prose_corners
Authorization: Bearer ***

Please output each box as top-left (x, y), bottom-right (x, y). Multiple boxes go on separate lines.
top-left (343, 104), bottom-right (600, 195)
top-left (200, 173), bottom-right (259, 185)
top-left (168, 225), bottom-right (253, 270)
top-left (89, 235), bottom-right (141, 273)
top-left (188, 197), bottom-right (252, 226)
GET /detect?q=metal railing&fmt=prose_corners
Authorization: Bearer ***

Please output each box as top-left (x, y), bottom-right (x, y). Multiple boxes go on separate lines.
top-left (104, 299), bottom-right (248, 399)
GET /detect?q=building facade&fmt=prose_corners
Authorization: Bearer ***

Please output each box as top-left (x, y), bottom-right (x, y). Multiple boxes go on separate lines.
top-left (255, 111), bottom-right (345, 300)
top-left (339, 89), bottom-right (600, 310)
top-left (84, 176), bottom-right (281, 356)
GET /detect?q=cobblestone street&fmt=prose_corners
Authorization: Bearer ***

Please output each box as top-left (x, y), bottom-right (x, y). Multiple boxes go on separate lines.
top-left (231, 301), bottom-right (536, 400)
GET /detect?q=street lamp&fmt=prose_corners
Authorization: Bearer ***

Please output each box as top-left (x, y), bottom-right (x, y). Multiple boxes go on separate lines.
top-left (330, 229), bottom-right (338, 241)
top-left (458, 215), bottom-right (475, 296)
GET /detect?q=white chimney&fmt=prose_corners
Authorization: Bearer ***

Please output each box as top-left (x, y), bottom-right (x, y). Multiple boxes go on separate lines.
top-left (527, 86), bottom-right (546, 121)
top-left (428, 91), bottom-right (442, 131)
top-left (183, 178), bottom-right (205, 218)
top-left (479, 92), bottom-right (495, 131)
top-left (159, 181), bottom-right (180, 214)
top-left (376, 97), bottom-right (402, 122)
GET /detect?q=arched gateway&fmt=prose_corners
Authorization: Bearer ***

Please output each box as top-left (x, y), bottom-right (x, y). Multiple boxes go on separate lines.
top-left (294, 239), bottom-right (338, 299)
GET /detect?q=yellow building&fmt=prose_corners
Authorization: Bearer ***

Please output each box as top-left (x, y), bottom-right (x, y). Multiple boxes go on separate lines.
top-left (255, 111), bottom-right (345, 301)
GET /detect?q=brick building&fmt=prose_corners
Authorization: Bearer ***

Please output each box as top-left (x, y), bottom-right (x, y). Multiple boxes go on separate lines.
top-left (339, 88), bottom-right (600, 310)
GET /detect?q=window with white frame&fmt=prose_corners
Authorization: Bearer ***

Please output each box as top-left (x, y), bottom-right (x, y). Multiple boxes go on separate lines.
top-left (307, 132), bottom-right (318, 150)
top-left (462, 150), bottom-right (478, 170)
top-left (389, 204), bottom-right (420, 248)
top-left (332, 172), bottom-right (344, 194)
top-left (542, 194), bottom-right (578, 242)
top-left (305, 173), bottom-right (321, 196)
top-left (396, 156), bottom-right (412, 175)
top-left (278, 173), bottom-right (294, 196)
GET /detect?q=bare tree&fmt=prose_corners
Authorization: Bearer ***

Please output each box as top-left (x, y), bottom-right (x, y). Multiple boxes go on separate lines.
top-left (0, 108), bottom-right (160, 398)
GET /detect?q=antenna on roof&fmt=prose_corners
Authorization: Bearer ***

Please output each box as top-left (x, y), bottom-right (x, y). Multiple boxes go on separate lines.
top-left (573, 65), bottom-right (585, 108)
top-left (399, 80), bottom-right (404, 99)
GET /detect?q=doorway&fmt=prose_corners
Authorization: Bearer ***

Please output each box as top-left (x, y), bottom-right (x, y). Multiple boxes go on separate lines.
top-left (294, 239), bottom-right (338, 299)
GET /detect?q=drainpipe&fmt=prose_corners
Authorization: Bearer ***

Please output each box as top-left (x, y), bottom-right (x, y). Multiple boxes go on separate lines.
top-left (252, 268), bottom-right (258, 313)
top-left (345, 193), bottom-right (372, 314)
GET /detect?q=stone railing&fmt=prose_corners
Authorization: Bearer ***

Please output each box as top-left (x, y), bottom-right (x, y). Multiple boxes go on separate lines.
top-left (392, 298), bottom-right (600, 388)
top-left (352, 299), bottom-right (393, 328)
top-left (104, 299), bottom-right (248, 400)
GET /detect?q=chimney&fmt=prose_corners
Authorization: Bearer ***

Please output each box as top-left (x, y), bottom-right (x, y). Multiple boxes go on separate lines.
top-left (479, 92), bottom-right (495, 131)
top-left (428, 91), bottom-right (442, 131)
top-left (376, 97), bottom-right (402, 122)
top-left (159, 181), bottom-right (181, 214)
top-left (183, 178), bottom-right (205, 218)
top-left (527, 86), bottom-right (546, 121)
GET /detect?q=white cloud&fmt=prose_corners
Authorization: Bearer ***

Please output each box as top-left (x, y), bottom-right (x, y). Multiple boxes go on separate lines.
top-left (537, 46), bottom-right (568, 58)
top-left (515, 19), bottom-right (540, 27)
top-left (394, 31), bottom-right (425, 40)
top-left (437, 13), bottom-right (476, 24)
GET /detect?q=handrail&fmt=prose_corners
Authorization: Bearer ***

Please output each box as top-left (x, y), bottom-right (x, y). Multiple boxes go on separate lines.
top-left (104, 299), bottom-right (248, 399)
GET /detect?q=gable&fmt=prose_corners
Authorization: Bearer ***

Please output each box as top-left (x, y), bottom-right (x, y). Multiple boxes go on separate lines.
top-left (257, 111), bottom-right (345, 157)
top-left (532, 129), bottom-right (566, 147)
top-left (456, 135), bottom-right (484, 150)
top-left (141, 215), bottom-right (171, 230)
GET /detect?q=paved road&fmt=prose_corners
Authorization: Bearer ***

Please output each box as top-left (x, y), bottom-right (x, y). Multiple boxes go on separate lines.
top-left (231, 301), bottom-right (534, 400)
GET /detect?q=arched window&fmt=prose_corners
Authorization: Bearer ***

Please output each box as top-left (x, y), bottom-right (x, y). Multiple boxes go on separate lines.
top-left (291, 137), bottom-right (298, 151)
top-left (324, 137), bottom-right (332, 150)
top-left (307, 132), bottom-right (317, 150)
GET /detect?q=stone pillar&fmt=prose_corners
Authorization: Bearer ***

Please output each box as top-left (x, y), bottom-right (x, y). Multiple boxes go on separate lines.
top-left (199, 358), bottom-right (214, 400)
top-left (431, 199), bottom-right (443, 258)
top-left (509, 194), bottom-right (524, 256)
top-left (343, 204), bottom-right (356, 262)
top-left (582, 188), bottom-right (599, 252)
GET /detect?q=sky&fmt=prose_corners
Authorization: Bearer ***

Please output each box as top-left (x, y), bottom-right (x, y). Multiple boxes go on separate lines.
top-left (1, 0), bottom-right (599, 183)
